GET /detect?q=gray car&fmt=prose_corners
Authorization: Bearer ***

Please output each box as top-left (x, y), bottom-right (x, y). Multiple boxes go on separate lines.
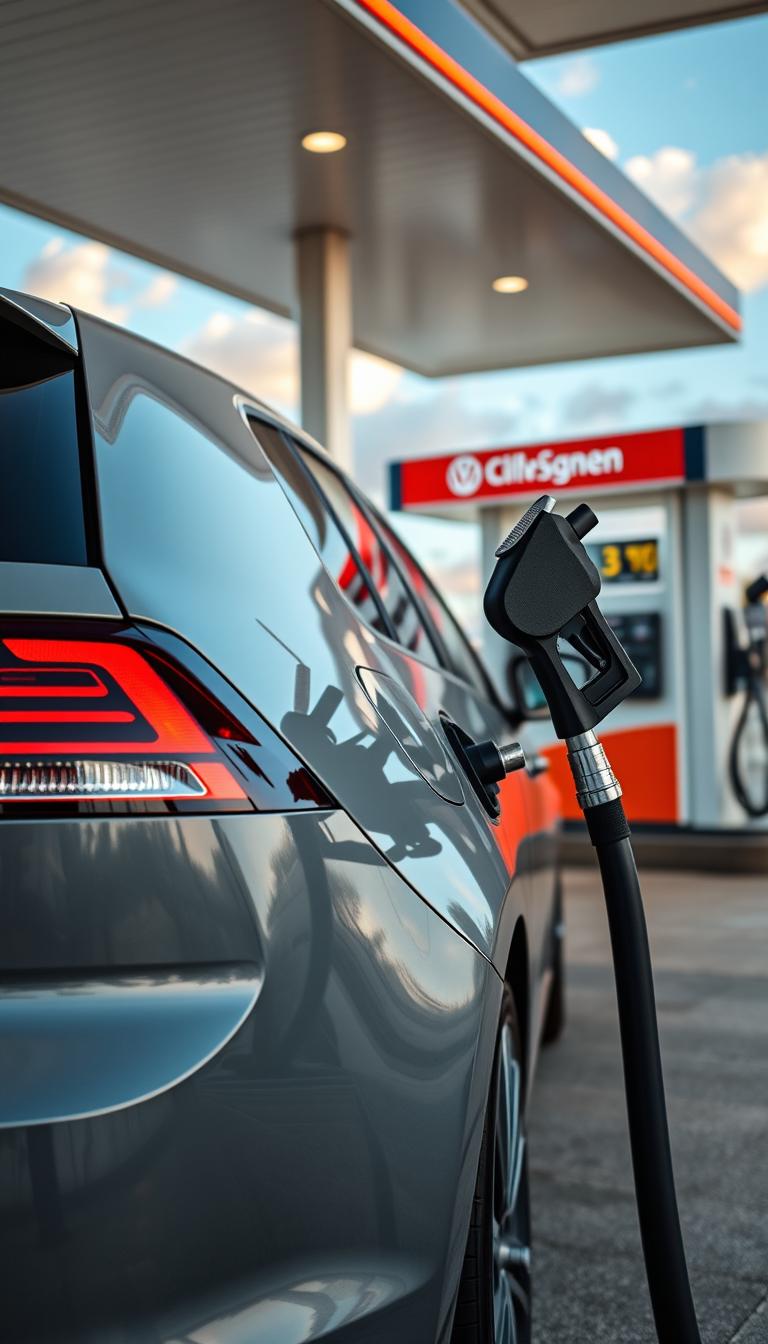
top-left (0, 287), bottom-right (562, 1344)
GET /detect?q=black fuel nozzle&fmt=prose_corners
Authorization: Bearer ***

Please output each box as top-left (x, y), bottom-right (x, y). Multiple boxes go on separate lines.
top-left (745, 573), bottom-right (768, 606)
top-left (743, 573), bottom-right (768, 659)
top-left (484, 495), bottom-right (641, 739)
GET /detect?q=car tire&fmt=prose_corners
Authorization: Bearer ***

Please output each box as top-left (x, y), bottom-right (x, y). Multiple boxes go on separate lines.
top-left (451, 986), bottom-right (532, 1344)
top-left (541, 881), bottom-right (565, 1046)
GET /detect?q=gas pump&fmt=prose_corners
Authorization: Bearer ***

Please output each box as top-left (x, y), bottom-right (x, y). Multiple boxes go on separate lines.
top-left (389, 417), bottom-right (768, 852)
top-left (725, 574), bottom-right (768, 817)
top-left (485, 494), bottom-right (703, 1344)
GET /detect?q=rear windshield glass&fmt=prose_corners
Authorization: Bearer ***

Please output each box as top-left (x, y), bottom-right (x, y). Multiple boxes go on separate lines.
top-left (0, 327), bottom-right (88, 565)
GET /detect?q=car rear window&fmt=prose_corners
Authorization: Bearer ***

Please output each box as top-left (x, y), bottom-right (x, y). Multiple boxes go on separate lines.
top-left (0, 324), bottom-right (89, 565)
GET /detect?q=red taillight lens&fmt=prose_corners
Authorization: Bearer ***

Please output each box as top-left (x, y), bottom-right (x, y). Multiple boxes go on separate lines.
top-left (0, 631), bottom-right (328, 814)
top-left (3, 639), bottom-right (213, 755)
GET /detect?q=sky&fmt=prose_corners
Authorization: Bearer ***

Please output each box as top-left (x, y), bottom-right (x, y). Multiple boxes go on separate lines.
top-left (2, 11), bottom-right (768, 630)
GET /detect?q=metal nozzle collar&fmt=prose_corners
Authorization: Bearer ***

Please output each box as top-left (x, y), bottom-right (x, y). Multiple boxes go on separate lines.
top-left (565, 729), bottom-right (622, 811)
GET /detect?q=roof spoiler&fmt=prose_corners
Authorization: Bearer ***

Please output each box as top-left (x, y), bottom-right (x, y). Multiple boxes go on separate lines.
top-left (0, 287), bottom-right (78, 354)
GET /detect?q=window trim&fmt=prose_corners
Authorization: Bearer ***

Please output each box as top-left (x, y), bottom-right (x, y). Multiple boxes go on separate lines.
top-left (75, 315), bottom-right (122, 577)
top-left (337, 466), bottom-right (452, 666)
top-left (354, 487), bottom-right (500, 706)
top-left (300, 443), bottom-right (500, 705)
top-left (297, 442), bottom-right (449, 669)
top-left (246, 414), bottom-right (397, 645)
top-left (238, 398), bottom-right (504, 706)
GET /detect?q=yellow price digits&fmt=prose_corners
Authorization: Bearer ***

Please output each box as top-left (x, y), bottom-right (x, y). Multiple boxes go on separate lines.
top-left (598, 540), bottom-right (659, 580)
top-left (624, 542), bottom-right (658, 575)
top-left (600, 544), bottom-right (622, 579)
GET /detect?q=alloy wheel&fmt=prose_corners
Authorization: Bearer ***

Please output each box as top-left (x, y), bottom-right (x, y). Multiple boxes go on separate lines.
top-left (492, 1023), bottom-right (531, 1343)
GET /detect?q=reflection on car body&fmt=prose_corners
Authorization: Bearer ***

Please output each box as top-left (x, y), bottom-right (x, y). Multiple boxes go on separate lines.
top-left (0, 287), bottom-right (561, 1344)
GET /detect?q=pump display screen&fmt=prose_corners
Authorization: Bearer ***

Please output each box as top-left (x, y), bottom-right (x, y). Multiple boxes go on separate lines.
top-left (587, 538), bottom-right (660, 584)
top-left (605, 612), bottom-right (662, 698)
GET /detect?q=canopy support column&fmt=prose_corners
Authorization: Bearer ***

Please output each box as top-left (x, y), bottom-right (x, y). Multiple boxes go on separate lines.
top-left (295, 227), bottom-right (352, 469)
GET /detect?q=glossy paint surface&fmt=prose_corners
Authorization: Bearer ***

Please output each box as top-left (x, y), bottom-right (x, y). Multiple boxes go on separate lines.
top-left (0, 312), bottom-right (562, 1343)
top-left (0, 809), bottom-right (499, 1343)
top-left (81, 314), bottom-right (558, 972)
top-left (0, 966), bottom-right (262, 1126)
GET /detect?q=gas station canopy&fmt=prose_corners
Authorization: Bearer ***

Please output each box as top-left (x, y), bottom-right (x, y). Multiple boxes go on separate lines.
top-left (0, 0), bottom-right (740, 378)
top-left (464, 0), bottom-right (767, 60)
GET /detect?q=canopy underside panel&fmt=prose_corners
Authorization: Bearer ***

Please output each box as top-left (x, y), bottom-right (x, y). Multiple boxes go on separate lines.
top-left (0, 0), bottom-right (740, 376)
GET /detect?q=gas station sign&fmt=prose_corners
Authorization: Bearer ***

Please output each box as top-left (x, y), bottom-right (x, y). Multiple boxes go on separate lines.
top-left (389, 427), bottom-right (698, 511)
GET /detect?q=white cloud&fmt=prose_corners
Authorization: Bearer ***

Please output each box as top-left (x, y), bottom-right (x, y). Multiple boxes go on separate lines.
top-left (204, 312), bottom-right (236, 341)
top-left (350, 352), bottom-right (403, 416)
top-left (23, 240), bottom-right (130, 324)
top-left (137, 272), bottom-right (178, 308)
top-left (582, 127), bottom-right (619, 161)
top-left (184, 308), bottom-right (403, 420)
top-left (185, 308), bottom-right (298, 412)
top-left (688, 153), bottom-right (768, 292)
top-left (23, 240), bottom-right (179, 323)
top-left (625, 147), bottom-right (698, 218)
top-left (625, 146), bottom-right (768, 291)
top-left (555, 56), bottom-right (599, 98)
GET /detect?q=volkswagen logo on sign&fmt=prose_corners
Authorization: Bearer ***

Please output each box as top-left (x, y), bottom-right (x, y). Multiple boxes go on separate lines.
top-left (446, 454), bottom-right (483, 497)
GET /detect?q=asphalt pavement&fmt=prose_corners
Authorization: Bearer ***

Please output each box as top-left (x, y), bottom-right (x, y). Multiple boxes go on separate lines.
top-left (529, 862), bottom-right (768, 1343)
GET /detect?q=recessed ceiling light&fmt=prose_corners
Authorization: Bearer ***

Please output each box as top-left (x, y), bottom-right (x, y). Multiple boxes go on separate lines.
top-left (301, 131), bottom-right (347, 154)
top-left (492, 275), bottom-right (529, 294)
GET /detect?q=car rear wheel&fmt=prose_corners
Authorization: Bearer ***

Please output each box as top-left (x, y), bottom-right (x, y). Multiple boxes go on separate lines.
top-left (452, 988), bottom-right (532, 1344)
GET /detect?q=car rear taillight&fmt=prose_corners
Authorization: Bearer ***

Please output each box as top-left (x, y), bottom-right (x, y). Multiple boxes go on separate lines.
top-left (0, 627), bottom-right (332, 815)
top-left (0, 759), bottom-right (208, 800)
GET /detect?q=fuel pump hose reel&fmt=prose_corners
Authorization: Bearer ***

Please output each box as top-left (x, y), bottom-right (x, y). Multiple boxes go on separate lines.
top-left (485, 494), bottom-right (702, 1344)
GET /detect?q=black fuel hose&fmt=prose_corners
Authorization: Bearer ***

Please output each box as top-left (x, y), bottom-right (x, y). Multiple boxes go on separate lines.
top-left (586, 799), bottom-right (701, 1344)
top-left (729, 664), bottom-right (768, 817)
top-left (483, 492), bottom-right (702, 1343)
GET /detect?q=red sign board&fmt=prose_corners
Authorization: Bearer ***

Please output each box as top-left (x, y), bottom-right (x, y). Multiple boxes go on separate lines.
top-left (391, 428), bottom-right (688, 510)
